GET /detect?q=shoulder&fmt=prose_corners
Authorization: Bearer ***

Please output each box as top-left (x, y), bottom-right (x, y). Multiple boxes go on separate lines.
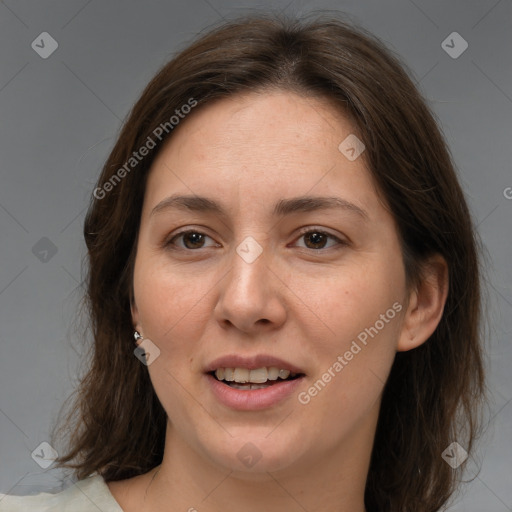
top-left (0, 474), bottom-right (124, 512)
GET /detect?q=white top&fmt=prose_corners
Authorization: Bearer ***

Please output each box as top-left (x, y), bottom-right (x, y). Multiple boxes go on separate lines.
top-left (0, 474), bottom-right (124, 512)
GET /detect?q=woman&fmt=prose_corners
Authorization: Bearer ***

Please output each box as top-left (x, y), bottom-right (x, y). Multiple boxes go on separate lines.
top-left (0, 13), bottom-right (485, 512)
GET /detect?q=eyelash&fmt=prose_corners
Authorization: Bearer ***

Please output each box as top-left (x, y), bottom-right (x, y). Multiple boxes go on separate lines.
top-left (165, 227), bottom-right (347, 252)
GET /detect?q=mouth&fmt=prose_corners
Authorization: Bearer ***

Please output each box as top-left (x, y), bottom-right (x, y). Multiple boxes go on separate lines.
top-left (204, 355), bottom-right (306, 410)
top-left (208, 367), bottom-right (304, 390)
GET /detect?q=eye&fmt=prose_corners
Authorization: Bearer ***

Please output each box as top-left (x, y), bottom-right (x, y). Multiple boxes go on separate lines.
top-left (166, 230), bottom-right (219, 250)
top-left (164, 227), bottom-right (346, 252)
top-left (293, 228), bottom-right (346, 250)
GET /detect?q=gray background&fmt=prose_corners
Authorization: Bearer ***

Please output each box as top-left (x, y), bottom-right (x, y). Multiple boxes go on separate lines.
top-left (0, 0), bottom-right (510, 510)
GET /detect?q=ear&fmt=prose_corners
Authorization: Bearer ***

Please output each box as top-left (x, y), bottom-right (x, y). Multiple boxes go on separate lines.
top-left (398, 254), bottom-right (449, 352)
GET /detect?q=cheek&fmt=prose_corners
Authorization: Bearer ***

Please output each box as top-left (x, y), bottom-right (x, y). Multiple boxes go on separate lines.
top-left (133, 260), bottom-right (211, 417)
top-left (306, 257), bottom-right (404, 346)
top-left (297, 304), bottom-right (401, 446)
top-left (134, 256), bottom-right (211, 339)
top-left (132, 257), bottom-right (217, 406)
top-left (298, 255), bottom-right (404, 405)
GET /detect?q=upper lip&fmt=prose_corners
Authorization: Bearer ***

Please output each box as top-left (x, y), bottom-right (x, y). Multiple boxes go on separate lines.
top-left (204, 354), bottom-right (306, 374)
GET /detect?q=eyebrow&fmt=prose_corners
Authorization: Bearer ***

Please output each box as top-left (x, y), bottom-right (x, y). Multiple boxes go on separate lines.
top-left (150, 194), bottom-right (368, 220)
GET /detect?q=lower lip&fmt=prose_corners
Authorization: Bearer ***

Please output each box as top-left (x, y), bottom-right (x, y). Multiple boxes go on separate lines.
top-left (205, 373), bottom-right (305, 411)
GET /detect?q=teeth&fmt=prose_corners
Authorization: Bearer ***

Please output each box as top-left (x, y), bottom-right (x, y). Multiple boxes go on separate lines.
top-left (228, 382), bottom-right (271, 390)
top-left (278, 369), bottom-right (290, 379)
top-left (213, 366), bottom-right (298, 384)
top-left (248, 383), bottom-right (269, 390)
top-left (267, 367), bottom-right (279, 380)
top-left (249, 367), bottom-right (268, 383)
top-left (233, 368), bottom-right (249, 383)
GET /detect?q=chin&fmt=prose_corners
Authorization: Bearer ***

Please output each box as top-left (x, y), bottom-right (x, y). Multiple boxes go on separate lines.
top-left (202, 432), bottom-right (306, 476)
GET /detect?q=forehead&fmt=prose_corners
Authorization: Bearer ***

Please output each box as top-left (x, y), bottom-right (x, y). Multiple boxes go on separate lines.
top-left (158, 90), bottom-right (357, 162)
top-left (143, 91), bottom-right (380, 219)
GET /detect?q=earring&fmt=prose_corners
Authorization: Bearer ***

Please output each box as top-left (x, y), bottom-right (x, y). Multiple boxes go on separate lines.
top-left (134, 331), bottom-right (143, 344)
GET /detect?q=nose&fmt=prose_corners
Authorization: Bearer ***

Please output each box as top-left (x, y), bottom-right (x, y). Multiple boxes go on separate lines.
top-left (214, 238), bottom-right (287, 334)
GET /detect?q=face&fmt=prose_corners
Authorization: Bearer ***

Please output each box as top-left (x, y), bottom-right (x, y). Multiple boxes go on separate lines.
top-left (131, 90), bottom-right (410, 476)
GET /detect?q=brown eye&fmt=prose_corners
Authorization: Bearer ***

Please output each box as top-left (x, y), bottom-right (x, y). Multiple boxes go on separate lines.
top-left (294, 229), bottom-right (345, 251)
top-left (303, 231), bottom-right (329, 249)
top-left (167, 230), bottom-right (217, 250)
top-left (181, 232), bottom-right (206, 249)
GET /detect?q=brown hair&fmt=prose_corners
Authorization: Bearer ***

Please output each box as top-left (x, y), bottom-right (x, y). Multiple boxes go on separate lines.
top-left (51, 13), bottom-right (486, 512)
